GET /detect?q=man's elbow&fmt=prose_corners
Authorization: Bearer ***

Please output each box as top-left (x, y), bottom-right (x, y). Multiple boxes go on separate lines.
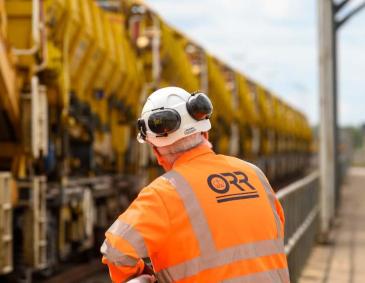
top-left (102, 257), bottom-right (146, 282)
top-left (101, 240), bottom-right (145, 282)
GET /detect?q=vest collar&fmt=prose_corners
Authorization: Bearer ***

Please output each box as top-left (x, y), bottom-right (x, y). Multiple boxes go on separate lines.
top-left (173, 144), bottom-right (214, 168)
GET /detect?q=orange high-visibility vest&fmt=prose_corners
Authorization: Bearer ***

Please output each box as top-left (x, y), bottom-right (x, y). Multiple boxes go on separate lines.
top-left (101, 144), bottom-right (289, 282)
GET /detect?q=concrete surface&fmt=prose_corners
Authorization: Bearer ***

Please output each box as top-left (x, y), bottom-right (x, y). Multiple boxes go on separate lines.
top-left (353, 147), bottom-right (365, 167)
top-left (299, 167), bottom-right (365, 283)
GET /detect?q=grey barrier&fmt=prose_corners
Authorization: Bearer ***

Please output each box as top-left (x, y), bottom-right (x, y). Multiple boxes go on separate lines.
top-left (277, 171), bottom-right (320, 282)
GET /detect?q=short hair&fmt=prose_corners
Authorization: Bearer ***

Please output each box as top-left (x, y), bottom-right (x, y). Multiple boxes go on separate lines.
top-left (157, 133), bottom-right (204, 156)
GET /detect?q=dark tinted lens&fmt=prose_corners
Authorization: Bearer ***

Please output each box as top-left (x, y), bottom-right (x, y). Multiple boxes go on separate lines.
top-left (137, 119), bottom-right (147, 139)
top-left (187, 93), bottom-right (213, 120)
top-left (148, 109), bottom-right (181, 135)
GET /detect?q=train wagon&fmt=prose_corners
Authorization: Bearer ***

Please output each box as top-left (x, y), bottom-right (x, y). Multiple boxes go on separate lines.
top-left (0, 0), bottom-right (312, 281)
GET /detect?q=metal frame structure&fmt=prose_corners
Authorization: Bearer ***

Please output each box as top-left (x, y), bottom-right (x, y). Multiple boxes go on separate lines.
top-left (17, 177), bottom-right (48, 270)
top-left (0, 173), bottom-right (13, 275)
top-left (277, 172), bottom-right (319, 282)
top-left (318, 0), bottom-right (365, 239)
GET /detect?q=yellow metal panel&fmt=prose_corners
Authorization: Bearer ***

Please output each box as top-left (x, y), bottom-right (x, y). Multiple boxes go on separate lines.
top-left (206, 55), bottom-right (234, 124)
top-left (96, 11), bottom-right (116, 96)
top-left (68, 0), bottom-right (94, 95)
top-left (5, 1), bottom-right (32, 49)
top-left (0, 0), bottom-right (7, 39)
top-left (272, 96), bottom-right (286, 133)
top-left (5, 0), bottom-right (35, 67)
top-left (96, 95), bottom-right (108, 129)
top-left (116, 23), bottom-right (144, 119)
top-left (112, 15), bottom-right (138, 103)
top-left (0, 37), bottom-right (18, 131)
top-left (256, 85), bottom-right (275, 129)
top-left (108, 14), bottom-right (127, 95)
top-left (63, 0), bottom-right (82, 52)
top-left (160, 23), bottom-right (199, 92)
top-left (84, 1), bottom-right (108, 95)
top-left (44, 0), bottom-right (67, 43)
top-left (236, 74), bottom-right (260, 126)
top-left (0, 0), bottom-right (18, 132)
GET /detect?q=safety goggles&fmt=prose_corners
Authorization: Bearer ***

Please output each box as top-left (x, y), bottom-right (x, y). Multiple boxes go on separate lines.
top-left (137, 108), bottom-right (181, 140)
top-left (137, 92), bottom-right (212, 141)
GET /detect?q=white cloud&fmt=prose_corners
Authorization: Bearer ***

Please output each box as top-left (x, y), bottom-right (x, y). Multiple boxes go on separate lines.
top-left (145, 0), bottom-right (365, 126)
top-left (261, 0), bottom-right (291, 19)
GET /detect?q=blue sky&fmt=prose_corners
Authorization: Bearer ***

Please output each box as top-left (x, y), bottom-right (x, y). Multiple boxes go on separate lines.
top-left (145, 0), bottom-right (365, 126)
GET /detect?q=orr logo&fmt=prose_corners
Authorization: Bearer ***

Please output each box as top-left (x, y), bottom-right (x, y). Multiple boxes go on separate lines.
top-left (207, 171), bottom-right (259, 203)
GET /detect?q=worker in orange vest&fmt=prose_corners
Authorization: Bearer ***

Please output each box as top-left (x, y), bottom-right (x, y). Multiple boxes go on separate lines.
top-left (101, 87), bottom-right (289, 282)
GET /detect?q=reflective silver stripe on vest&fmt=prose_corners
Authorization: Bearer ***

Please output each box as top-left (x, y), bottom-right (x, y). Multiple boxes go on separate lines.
top-left (161, 170), bottom-right (288, 282)
top-left (163, 170), bottom-right (216, 254)
top-left (107, 219), bottom-right (148, 257)
top-left (222, 268), bottom-right (290, 283)
top-left (246, 162), bottom-right (283, 239)
top-left (100, 239), bottom-right (139, 266)
top-left (156, 268), bottom-right (174, 283)
top-left (158, 238), bottom-right (285, 281)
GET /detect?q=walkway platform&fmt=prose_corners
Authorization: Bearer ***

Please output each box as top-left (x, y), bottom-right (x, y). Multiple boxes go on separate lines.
top-left (299, 167), bottom-right (365, 283)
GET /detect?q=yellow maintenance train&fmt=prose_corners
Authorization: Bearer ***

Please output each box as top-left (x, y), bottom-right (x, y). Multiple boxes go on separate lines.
top-left (0, 0), bottom-right (312, 281)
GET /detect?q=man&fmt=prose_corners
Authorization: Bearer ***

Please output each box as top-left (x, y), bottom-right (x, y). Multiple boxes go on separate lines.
top-left (101, 87), bottom-right (289, 282)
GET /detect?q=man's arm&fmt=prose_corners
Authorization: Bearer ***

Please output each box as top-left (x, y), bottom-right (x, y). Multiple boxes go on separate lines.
top-left (274, 195), bottom-right (285, 237)
top-left (101, 186), bottom-right (170, 282)
top-left (246, 161), bottom-right (286, 238)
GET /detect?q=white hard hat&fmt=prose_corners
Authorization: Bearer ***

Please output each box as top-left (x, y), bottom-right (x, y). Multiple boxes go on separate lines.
top-left (137, 87), bottom-right (213, 147)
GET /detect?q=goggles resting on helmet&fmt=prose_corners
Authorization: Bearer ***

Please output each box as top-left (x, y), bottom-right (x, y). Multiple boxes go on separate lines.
top-left (137, 92), bottom-right (212, 141)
